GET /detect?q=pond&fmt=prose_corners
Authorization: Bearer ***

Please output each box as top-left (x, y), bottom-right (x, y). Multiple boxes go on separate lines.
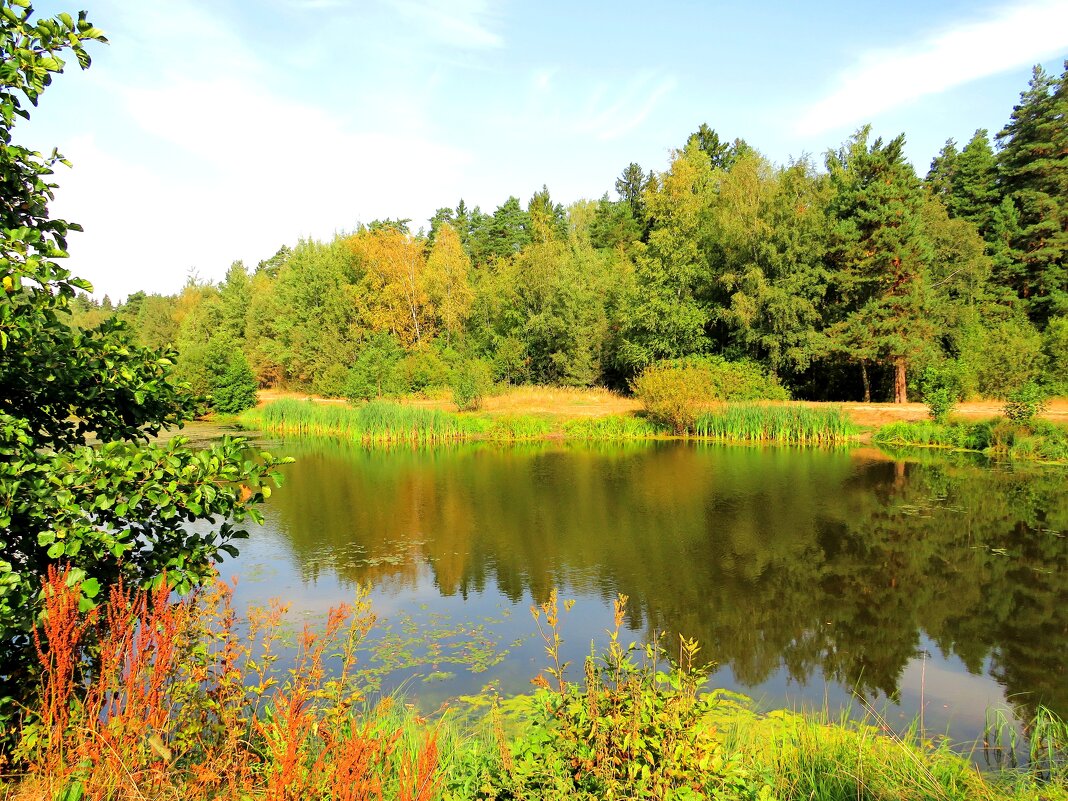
top-left (218, 432), bottom-right (1068, 753)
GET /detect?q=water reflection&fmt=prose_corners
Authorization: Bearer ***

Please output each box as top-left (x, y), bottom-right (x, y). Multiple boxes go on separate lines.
top-left (239, 438), bottom-right (1068, 734)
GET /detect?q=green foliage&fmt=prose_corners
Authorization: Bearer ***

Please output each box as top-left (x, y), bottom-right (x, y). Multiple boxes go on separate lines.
top-left (630, 361), bottom-right (713, 434)
top-left (399, 346), bottom-right (452, 395)
top-left (632, 357), bottom-right (789, 435)
top-left (561, 414), bottom-right (664, 440)
top-left (874, 417), bottom-right (1068, 463)
top-left (241, 398), bottom-right (489, 444)
top-left (1004, 382), bottom-right (1049, 424)
top-left (996, 63), bottom-right (1068, 324)
top-left (450, 358), bottom-right (494, 412)
top-left (210, 349), bottom-right (258, 414)
top-left (825, 127), bottom-right (933, 403)
top-left (920, 361), bottom-right (964, 424)
top-left (959, 316), bottom-right (1046, 398)
top-left (692, 403), bottom-right (858, 444)
top-left (311, 362), bottom-right (350, 398)
top-left (0, 1), bottom-right (285, 724)
top-left (1044, 317), bottom-right (1068, 396)
top-left (465, 592), bottom-right (769, 801)
top-left (344, 332), bottom-right (404, 401)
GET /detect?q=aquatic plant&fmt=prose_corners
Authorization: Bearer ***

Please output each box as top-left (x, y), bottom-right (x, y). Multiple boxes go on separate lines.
top-left (691, 403), bottom-right (859, 444)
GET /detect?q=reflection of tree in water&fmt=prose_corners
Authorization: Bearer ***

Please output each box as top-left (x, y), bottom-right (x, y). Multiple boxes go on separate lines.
top-left (266, 440), bottom-right (1068, 718)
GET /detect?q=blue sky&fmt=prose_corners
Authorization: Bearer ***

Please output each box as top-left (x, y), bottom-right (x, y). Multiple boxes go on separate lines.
top-left (21, 0), bottom-right (1068, 299)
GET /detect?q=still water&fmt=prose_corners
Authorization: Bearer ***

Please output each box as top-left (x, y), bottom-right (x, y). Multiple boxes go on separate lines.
top-left (220, 434), bottom-right (1068, 749)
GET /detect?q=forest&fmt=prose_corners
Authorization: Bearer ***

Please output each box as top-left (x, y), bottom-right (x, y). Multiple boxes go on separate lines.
top-left (72, 62), bottom-right (1068, 410)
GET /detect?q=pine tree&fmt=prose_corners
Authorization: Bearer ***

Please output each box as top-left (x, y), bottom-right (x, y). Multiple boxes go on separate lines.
top-left (996, 62), bottom-right (1068, 323)
top-left (926, 139), bottom-right (959, 200)
top-left (826, 128), bottom-right (934, 402)
top-left (951, 130), bottom-right (1000, 236)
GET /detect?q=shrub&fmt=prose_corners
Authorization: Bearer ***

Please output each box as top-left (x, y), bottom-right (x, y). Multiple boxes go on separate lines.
top-left (960, 317), bottom-right (1046, 398)
top-left (450, 359), bottom-right (494, 411)
top-left (1044, 317), bottom-right (1068, 397)
top-left (631, 357), bottom-right (789, 434)
top-left (920, 361), bottom-right (963, 424)
top-left (1003, 382), bottom-right (1048, 424)
top-left (312, 362), bottom-right (350, 398)
top-left (211, 350), bottom-right (258, 414)
top-left (399, 348), bottom-right (450, 395)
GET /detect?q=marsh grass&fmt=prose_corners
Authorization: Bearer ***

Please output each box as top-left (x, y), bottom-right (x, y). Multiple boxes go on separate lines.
top-left (874, 419), bottom-right (1068, 463)
top-left (561, 414), bottom-right (665, 440)
top-left (692, 403), bottom-right (859, 444)
top-left (241, 398), bottom-right (488, 444)
top-left (244, 399), bottom-right (865, 450)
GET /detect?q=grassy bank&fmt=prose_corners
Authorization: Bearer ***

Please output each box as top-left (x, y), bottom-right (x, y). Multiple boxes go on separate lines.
top-left (240, 399), bottom-right (859, 446)
top-left (874, 418), bottom-right (1068, 464)
top-left (5, 577), bottom-right (1066, 801)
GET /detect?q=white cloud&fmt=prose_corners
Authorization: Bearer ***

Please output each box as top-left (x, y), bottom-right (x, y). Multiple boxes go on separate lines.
top-left (795, 0), bottom-right (1068, 136)
top-left (49, 0), bottom-right (474, 298)
top-left (388, 0), bottom-right (504, 49)
top-left (576, 75), bottom-right (678, 142)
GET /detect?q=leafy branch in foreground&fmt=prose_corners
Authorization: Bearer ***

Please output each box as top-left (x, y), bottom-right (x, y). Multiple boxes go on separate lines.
top-left (0, 0), bottom-right (288, 732)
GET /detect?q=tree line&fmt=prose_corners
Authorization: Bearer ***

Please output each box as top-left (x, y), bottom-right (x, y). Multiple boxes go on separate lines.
top-left (75, 63), bottom-right (1068, 406)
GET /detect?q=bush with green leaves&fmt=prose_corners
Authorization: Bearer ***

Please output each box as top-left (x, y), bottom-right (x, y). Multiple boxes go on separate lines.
top-left (450, 358), bottom-right (494, 411)
top-left (920, 361), bottom-right (964, 424)
top-left (959, 317), bottom-right (1046, 399)
top-left (0, 2), bottom-right (285, 730)
top-left (1003, 382), bottom-right (1049, 425)
top-left (399, 347), bottom-right (451, 394)
top-left (631, 356), bottom-right (789, 434)
top-left (211, 349), bottom-right (258, 414)
top-left (1044, 317), bottom-right (1068, 397)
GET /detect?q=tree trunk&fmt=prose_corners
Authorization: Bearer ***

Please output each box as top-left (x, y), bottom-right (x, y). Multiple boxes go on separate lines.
top-left (894, 359), bottom-right (907, 404)
top-left (860, 361), bottom-right (871, 403)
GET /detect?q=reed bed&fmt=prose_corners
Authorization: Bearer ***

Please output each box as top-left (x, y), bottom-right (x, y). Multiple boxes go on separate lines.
top-left (692, 403), bottom-right (860, 444)
top-left (241, 398), bottom-right (488, 444)
top-left (482, 415), bottom-right (555, 441)
top-left (561, 414), bottom-right (664, 440)
top-left (243, 399), bottom-right (865, 447)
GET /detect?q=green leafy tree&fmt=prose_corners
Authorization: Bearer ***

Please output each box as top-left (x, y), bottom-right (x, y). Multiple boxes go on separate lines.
top-left (344, 332), bottom-right (405, 400)
top-left (705, 154), bottom-right (831, 378)
top-left (619, 140), bottom-right (716, 371)
top-left (949, 129), bottom-right (999, 236)
top-left (0, 2), bottom-right (284, 710)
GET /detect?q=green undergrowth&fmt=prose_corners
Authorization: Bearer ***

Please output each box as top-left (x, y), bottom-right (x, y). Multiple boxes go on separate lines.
top-left (9, 581), bottom-right (1068, 801)
top-left (241, 399), bottom-right (861, 447)
top-left (874, 418), bottom-right (1068, 464)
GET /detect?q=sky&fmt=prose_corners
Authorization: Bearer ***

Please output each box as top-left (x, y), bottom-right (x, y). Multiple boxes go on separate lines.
top-left (20, 0), bottom-right (1068, 300)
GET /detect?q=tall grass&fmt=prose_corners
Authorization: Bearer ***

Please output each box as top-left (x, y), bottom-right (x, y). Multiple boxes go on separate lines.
top-left (481, 415), bottom-right (555, 441)
top-left (241, 398), bottom-right (488, 444)
top-left (874, 419), bottom-right (1068, 463)
top-left (692, 403), bottom-right (859, 444)
top-left (561, 414), bottom-right (665, 440)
